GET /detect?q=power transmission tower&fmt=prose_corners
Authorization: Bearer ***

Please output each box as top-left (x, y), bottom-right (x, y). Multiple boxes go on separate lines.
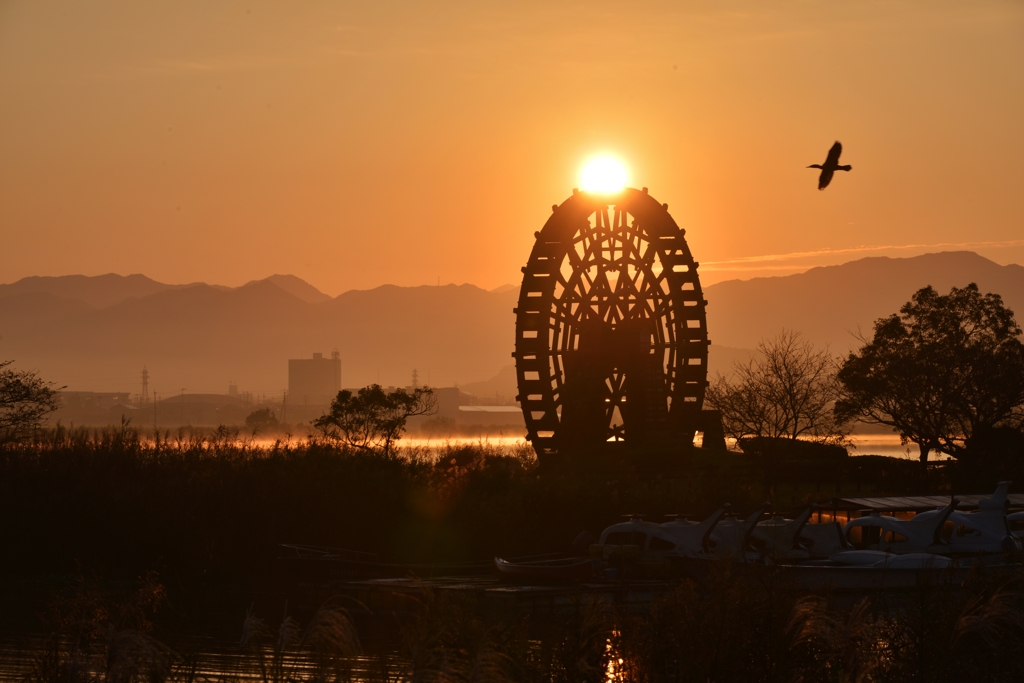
top-left (142, 366), bottom-right (149, 405)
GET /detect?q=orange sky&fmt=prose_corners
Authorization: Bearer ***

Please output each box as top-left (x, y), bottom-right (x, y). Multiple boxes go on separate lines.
top-left (1, 1), bottom-right (1021, 294)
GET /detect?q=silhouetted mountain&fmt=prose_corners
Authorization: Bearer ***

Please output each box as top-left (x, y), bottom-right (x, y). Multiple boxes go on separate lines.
top-left (245, 274), bottom-right (331, 304)
top-left (489, 284), bottom-right (519, 294)
top-left (0, 275), bottom-right (516, 397)
top-left (0, 273), bottom-right (196, 309)
top-left (0, 292), bottom-right (95, 334)
top-left (0, 273), bottom-right (323, 310)
top-left (319, 285), bottom-right (516, 391)
top-left (3, 251), bottom-right (1022, 402)
top-left (460, 365), bottom-right (518, 400)
top-left (705, 251), bottom-right (1024, 352)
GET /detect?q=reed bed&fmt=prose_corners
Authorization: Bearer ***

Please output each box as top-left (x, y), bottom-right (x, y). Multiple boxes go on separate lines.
top-left (0, 423), bottom-right (1003, 586)
top-left (14, 563), bottom-right (1024, 683)
top-left (0, 424), bottom-right (745, 586)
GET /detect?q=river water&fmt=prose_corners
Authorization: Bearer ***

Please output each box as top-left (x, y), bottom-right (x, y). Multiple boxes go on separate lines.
top-left (397, 433), bottom-right (947, 460)
top-left (0, 636), bottom-right (412, 683)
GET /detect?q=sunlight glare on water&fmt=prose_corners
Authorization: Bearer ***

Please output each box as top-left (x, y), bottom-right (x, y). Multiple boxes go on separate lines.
top-left (605, 632), bottom-right (627, 682)
top-left (203, 432), bottom-right (942, 460)
top-left (399, 435), bottom-right (528, 449)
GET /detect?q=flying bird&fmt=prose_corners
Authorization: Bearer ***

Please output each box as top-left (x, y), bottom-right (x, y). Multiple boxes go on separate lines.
top-left (808, 141), bottom-right (852, 190)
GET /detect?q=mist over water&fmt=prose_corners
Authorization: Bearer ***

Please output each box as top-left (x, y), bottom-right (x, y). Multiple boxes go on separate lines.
top-left (222, 433), bottom-right (937, 460)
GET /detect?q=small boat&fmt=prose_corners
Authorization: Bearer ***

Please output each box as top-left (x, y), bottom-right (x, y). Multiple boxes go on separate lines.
top-left (494, 556), bottom-right (594, 583)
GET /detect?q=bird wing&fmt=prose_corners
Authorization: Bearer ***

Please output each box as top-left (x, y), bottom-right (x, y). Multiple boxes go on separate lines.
top-left (818, 167), bottom-right (834, 190)
top-left (825, 141), bottom-right (842, 167)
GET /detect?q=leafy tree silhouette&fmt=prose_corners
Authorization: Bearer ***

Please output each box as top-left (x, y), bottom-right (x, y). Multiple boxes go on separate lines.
top-left (314, 384), bottom-right (436, 455)
top-left (836, 283), bottom-right (1024, 463)
top-left (0, 360), bottom-right (62, 443)
top-left (244, 407), bottom-right (279, 435)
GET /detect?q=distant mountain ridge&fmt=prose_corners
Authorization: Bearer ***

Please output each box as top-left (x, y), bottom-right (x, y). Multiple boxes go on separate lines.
top-left (0, 273), bottom-right (517, 395)
top-left (0, 273), bottom-right (325, 309)
top-left (0, 273), bottom-right (195, 309)
top-left (703, 251), bottom-right (1024, 352)
top-left (2, 251), bottom-right (1023, 397)
top-left (243, 274), bottom-right (332, 304)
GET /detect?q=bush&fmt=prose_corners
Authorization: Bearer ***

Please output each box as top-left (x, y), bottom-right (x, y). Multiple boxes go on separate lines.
top-left (245, 407), bottom-right (280, 434)
top-left (739, 436), bottom-right (848, 463)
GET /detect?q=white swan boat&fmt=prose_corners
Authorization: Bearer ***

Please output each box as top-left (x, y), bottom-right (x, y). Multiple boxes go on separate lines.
top-left (589, 482), bottom-right (1022, 586)
top-left (593, 501), bottom-right (848, 563)
top-left (842, 482), bottom-right (1022, 555)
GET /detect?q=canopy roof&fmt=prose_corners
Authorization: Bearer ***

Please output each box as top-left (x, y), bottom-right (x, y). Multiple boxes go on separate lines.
top-left (832, 494), bottom-right (1024, 512)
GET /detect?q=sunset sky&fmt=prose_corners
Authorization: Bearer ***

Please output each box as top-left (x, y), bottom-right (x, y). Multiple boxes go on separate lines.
top-left (1, 1), bottom-right (1021, 294)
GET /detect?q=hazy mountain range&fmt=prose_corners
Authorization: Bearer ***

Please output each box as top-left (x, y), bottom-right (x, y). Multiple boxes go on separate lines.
top-left (705, 251), bottom-right (1024, 352)
top-left (1, 251), bottom-right (1021, 398)
top-left (0, 275), bottom-right (519, 396)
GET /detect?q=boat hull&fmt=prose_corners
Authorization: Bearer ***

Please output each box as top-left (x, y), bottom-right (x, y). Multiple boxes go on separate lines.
top-left (669, 555), bottom-right (987, 590)
top-left (494, 557), bottom-right (594, 583)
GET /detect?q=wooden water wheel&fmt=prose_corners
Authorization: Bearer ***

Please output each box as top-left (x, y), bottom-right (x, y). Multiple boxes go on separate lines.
top-left (514, 187), bottom-right (709, 458)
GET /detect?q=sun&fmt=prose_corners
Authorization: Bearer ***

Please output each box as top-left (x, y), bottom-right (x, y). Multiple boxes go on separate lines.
top-left (579, 156), bottom-right (628, 194)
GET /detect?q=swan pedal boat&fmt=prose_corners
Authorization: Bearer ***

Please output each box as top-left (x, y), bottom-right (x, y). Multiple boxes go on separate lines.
top-left (589, 482), bottom-right (1023, 587)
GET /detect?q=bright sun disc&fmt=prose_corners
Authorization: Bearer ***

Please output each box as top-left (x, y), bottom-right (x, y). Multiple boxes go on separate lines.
top-left (580, 156), bottom-right (628, 194)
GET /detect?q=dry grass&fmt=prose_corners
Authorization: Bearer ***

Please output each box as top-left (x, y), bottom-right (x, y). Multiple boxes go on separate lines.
top-left (18, 564), bottom-right (1024, 683)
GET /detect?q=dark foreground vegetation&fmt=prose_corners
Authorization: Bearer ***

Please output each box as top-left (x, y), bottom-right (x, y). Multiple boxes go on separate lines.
top-left (5, 424), bottom-right (1022, 586)
top-left (1, 426), bottom-right (1021, 599)
top-left (3, 425), bottom-right (1024, 681)
top-left (16, 560), bottom-right (1024, 682)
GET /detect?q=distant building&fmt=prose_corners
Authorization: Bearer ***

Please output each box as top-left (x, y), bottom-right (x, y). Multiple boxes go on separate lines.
top-left (54, 391), bottom-right (134, 425)
top-left (288, 351), bottom-right (342, 409)
top-left (153, 393), bottom-right (251, 426)
top-left (60, 391), bottom-right (133, 409)
top-left (432, 387), bottom-right (461, 421)
top-left (109, 403), bottom-right (140, 424)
